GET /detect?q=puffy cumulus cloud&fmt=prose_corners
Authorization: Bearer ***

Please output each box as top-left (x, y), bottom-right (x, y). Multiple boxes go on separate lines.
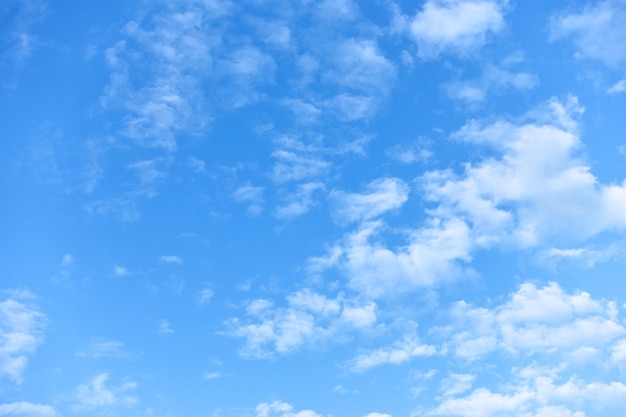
top-left (428, 364), bottom-right (626, 417)
top-left (316, 218), bottom-right (474, 299)
top-left (225, 289), bottom-right (377, 358)
top-left (423, 96), bottom-right (626, 249)
top-left (551, 0), bottom-right (626, 67)
top-left (329, 178), bottom-right (410, 224)
top-left (349, 336), bottom-right (437, 372)
top-left (256, 401), bottom-right (322, 417)
top-left (0, 290), bottom-right (46, 384)
top-left (446, 282), bottom-right (625, 360)
top-left (0, 402), bottom-right (57, 417)
top-left (410, 0), bottom-right (506, 58)
top-left (72, 372), bottom-right (139, 412)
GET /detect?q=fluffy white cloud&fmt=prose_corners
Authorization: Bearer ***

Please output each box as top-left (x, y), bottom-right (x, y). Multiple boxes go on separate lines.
top-left (0, 290), bottom-right (46, 384)
top-left (410, 0), bottom-right (506, 58)
top-left (72, 372), bottom-right (139, 411)
top-left (0, 402), bottom-right (57, 417)
top-left (423, 96), bottom-right (626, 249)
top-left (325, 218), bottom-right (474, 298)
top-left (256, 401), bottom-right (322, 417)
top-left (551, 0), bottom-right (626, 67)
top-left (446, 282), bottom-right (625, 360)
top-left (226, 290), bottom-right (377, 358)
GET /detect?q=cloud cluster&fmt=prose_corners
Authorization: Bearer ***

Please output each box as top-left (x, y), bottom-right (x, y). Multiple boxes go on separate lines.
top-left (0, 290), bottom-right (46, 384)
top-left (410, 0), bottom-right (506, 58)
top-left (226, 289), bottom-right (377, 358)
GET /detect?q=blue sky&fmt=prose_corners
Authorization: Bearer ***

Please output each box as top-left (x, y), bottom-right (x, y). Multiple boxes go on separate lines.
top-left (2, 0), bottom-right (626, 416)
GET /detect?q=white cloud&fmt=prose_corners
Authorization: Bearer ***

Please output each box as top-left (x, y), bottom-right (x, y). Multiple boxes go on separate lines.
top-left (0, 402), bottom-right (57, 417)
top-left (445, 64), bottom-right (538, 104)
top-left (113, 265), bottom-right (130, 276)
top-left (233, 183), bottom-right (265, 216)
top-left (349, 336), bottom-right (437, 372)
top-left (198, 288), bottom-right (214, 305)
top-left (61, 253), bottom-right (73, 266)
top-left (327, 39), bottom-right (396, 95)
top-left (611, 338), bottom-right (626, 363)
top-left (128, 158), bottom-right (169, 198)
top-left (364, 414), bottom-right (392, 417)
top-left (100, 1), bottom-right (230, 150)
top-left (226, 290), bottom-right (378, 358)
top-left (332, 218), bottom-right (474, 298)
top-left (329, 178), bottom-right (410, 224)
top-left (446, 282), bottom-right (625, 360)
top-left (159, 255), bottom-right (183, 264)
top-left (76, 339), bottom-right (129, 359)
top-left (271, 149), bottom-right (331, 184)
top-left (551, 0), bottom-right (626, 67)
top-left (0, 0), bottom-right (47, 66)
top-left (428, 386), bottom-right (534, 417)
top-left (0, 290), bottom-right (46, 384)
top-left (608, 79), bottom-right (626, 94)
top-left (72, 372), bottom-right (138, 411)
top-left (441, 373), bottom-right (476, 397)
top-left (256, 401), bottom-right (322, 417)
top-left (423, 96), bottom-right (626, 249)
top-left (410, 0), bottom-right (506, 58)
top-left (158, 319), bottom-right (174, 334)
top-left (275, 182), bottom-right (325, 219)
top-left (386, 137), bottom-right (433, 164)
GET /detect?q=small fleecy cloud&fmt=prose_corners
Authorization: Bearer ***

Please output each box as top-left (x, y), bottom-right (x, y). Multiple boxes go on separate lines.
top-left (0, 290), bottom-right (47, 384)
top-left (410, 0), bottom-right (507, 59)
top-left (72, 373), bottom-right (139, 412)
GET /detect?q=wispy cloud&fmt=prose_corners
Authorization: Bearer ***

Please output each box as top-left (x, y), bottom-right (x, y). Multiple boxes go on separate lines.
top-left (551, 0), bottom-right (626, 67)
top-left (72, 373), bottom-right (138, 412)
top-left (159, 255), bottom-right (183, 264)
top-left (0, 290), bottom-right (46, 384)
top-left (158, 319), bottom-right (174, 334)
top-left (76, 339), bottom-right (130, 359)
top-left (0, 402), bottom-right (57, 417)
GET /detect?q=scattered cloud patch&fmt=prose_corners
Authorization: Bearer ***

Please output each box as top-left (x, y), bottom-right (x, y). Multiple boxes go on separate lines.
top-left (410, 0), bottom-right (506, 58)
top-left (159, 255), bottom-right (183, 264)
top-left (72, 373), bottom-right (138, 412)
top-left (0, 402), bottom-right (57, 417)
top-left (350, 336), bottom-right (437, 372)
top-left (158, 319), bottom-right (174, 334)
top-left (0, 290), bottom-right (46, 384)
top-left (551, 0), bottom-right (626, 67)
